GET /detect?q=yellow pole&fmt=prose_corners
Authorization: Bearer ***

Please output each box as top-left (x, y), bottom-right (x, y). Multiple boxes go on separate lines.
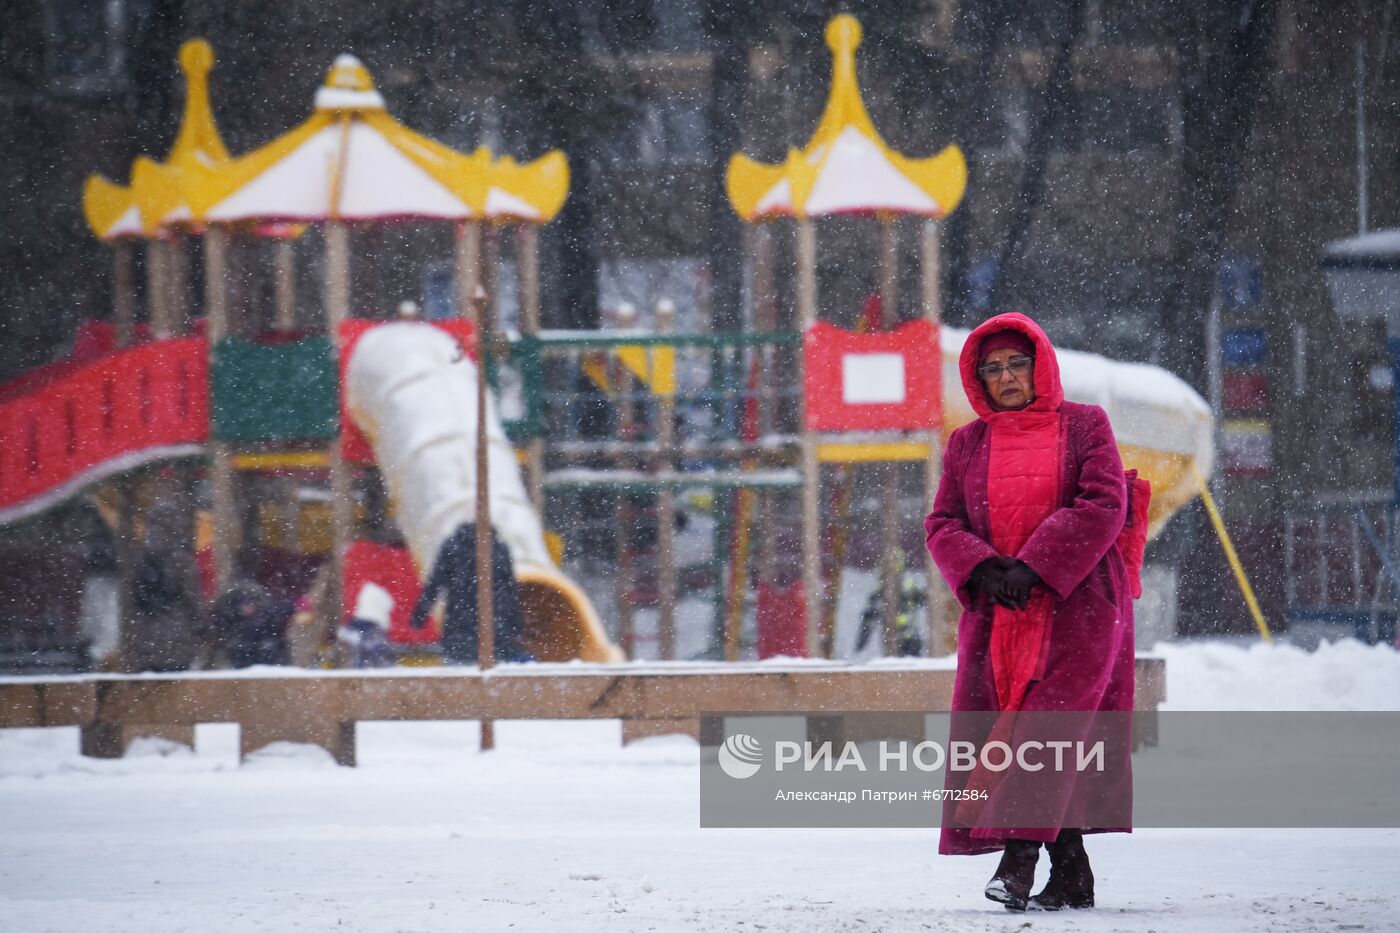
top-left (1193, 467), bottom-right (1272, 642)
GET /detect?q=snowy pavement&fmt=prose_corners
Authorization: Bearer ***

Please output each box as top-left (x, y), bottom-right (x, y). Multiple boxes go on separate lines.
top-left (2, 639), bottom-right (1399, 932)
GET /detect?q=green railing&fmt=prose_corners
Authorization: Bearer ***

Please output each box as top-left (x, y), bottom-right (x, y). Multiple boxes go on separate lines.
top-left (500, 330), bottom-right (802, 443)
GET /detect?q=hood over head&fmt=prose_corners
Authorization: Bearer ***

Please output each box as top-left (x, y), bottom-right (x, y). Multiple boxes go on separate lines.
top-left (977, 329), bottom-right (1035, 361)
top-left (960, 312), bottom-right (1063, 419)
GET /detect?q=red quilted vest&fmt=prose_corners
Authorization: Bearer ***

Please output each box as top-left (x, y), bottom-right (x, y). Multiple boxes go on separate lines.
top-left (960, 314), bottom-right (1149, 710)
top-left (960, 315), bottom-right (1064, 712)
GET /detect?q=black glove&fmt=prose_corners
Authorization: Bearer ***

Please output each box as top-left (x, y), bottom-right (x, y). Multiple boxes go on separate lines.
top-left (995, 561), bottom-right (1042, 611)
top-left (967, 557), bottom-right (1015, 599)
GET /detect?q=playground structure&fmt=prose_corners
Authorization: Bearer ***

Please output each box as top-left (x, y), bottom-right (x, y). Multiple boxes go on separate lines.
top-left (73, 41), bottom-right (611, 666)
top-left (0, 18), bottom-right (1217, 676)
top-left (726, 14), bottom-right (966, 660)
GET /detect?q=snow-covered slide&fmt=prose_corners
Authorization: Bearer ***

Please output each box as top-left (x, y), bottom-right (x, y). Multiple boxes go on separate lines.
top-left (344, 322), bottom-right (621, 663)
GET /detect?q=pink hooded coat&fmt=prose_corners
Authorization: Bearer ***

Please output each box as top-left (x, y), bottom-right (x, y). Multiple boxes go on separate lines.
top-left (925, 312), bottom-right (1135, 855)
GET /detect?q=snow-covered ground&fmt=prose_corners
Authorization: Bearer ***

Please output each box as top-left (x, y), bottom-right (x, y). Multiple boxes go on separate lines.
top-left (3, 639), bottom-right (1399, 932)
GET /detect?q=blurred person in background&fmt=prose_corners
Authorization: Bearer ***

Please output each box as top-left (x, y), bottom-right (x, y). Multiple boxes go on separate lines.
top-left (128, 499), bottom-right (205, 672)
top-left (409, 522), bottom-right (532, 664)
top-left (212, 552), bottom-right (294, 668)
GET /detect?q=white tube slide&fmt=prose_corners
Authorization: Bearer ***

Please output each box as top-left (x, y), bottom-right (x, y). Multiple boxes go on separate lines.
top-left (344, 322), bottom-right (620, 662)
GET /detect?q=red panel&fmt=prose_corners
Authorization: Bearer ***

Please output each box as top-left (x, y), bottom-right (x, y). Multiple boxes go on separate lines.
top-left (756, 581), bottom-right (808, 659)
top-left (802, 320), bottom-right (942, 432)
top-left (342, 539), bottom-right (436, 645)
top-left (0, 338), bottom-right (209, 514)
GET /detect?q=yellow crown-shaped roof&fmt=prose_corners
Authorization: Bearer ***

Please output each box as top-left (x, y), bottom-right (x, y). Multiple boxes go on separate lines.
top-left (167, 39), bottom-right (231, 168)
top-left (183, 55), bottom-right (569, 224)
top-left (726, 15), bottom-right (967, 222)
top-left (84, 47), bottom-right (569, 238)
top-left (82, 39), bottom-right (232, 240)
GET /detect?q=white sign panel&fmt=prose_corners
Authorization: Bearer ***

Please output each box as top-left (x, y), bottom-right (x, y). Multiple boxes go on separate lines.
top-left (841, 353), bottom-right (905, 404)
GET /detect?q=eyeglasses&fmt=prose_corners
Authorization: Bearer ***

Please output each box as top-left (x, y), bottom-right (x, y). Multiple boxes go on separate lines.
top-left (977, 355), bottom-right (1034, 380)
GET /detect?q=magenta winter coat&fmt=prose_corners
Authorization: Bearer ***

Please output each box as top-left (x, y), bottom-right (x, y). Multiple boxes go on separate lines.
top-left (925, 313), bottom-right (1135, 855)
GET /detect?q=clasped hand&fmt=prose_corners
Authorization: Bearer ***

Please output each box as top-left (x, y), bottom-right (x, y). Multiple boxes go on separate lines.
top-left (968, 556), bottom-right (1042, 611)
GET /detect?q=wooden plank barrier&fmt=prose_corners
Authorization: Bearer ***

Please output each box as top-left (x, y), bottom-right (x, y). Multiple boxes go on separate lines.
top-left (0, 658), bottom-right (1165, 767)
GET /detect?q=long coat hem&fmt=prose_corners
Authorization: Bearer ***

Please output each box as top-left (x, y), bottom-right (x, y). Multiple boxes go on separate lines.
top-left (925, 313), bottom-right (1135, 857)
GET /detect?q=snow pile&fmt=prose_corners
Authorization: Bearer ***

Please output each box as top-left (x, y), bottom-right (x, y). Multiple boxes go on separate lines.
top-left (1149, 637), bottom-right (1400, 711)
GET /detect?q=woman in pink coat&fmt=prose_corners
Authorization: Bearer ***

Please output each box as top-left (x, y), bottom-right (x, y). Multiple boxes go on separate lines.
top-left (925, 312), bottom-right (1136, 911)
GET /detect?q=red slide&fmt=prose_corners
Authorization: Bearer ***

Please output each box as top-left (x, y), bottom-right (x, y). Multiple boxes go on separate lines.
top-left (0, 338), bottom-right (209, 524)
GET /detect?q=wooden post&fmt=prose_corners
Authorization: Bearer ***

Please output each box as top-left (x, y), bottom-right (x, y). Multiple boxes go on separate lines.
top-left (473, 284), bottom-right (495, 671)
top-left (366, 227), bottom-right (386, 318)
top-left (472, 284), bottom-right (496, 751)
top-left (324, 221), bottom-right (353, 626)
top-left (151, 238), bottom-right (168, 334)
top-left (113, 242), bottom-right (136, 348)
top-left (168, 235), bottom-right (189, 335)
top-left (752, 224), bottom-right (777, 596)
top-left (722, 223), bottom-right (775, 662)
top-left (879, 217), bottom-right (901, 657)
top-left (147, 235), bottom-right (181, 510)
top-left (796, 219), bottom-right (823, 658)
top-left (147, 237), bottom-right (171, 337)
top-left (112, 240), bottom-right (138, 666)
top-left (274, 238), bottom-right (297, 331)
top-left (458, 222), bottom-right (493, 747)
top-left (456, 221), bottom-right (482, 319)
top-left (113, 242), bottom-right (140, 672)
top-left (517, 224), bottom-right (545, 513)
top-left (613, 305), bottom-right (638, 659)
top-left (325, 222), bottom-right (351, 324)
top-left (205, 226), bottom-right (237, 592)
top-left (482, 223), bottom-right (500, 316)
top-left (162, 232), bottom-right (198, 673)
top-left (210, 437), bottom-right (238, 594)
top-left (615, 380), bottom-right (636, 659)
top-left (225, 231), bottom-right (247, 338)
top-left (655, 300), bottom-right (678, 661)
top-left (271, 231), bottom-right (297, 656)
top-left (921, 220), bottom-right (952, 657)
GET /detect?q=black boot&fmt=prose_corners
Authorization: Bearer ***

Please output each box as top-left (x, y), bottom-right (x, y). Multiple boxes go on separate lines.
top-left (984, 839), bottom-right (1039, 911)
top-left (1029, 830), bottom-right (1095, 910)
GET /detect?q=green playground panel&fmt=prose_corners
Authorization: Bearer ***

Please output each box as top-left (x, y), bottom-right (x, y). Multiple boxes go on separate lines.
top-left (210, 337), bottom-right (339, 441)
